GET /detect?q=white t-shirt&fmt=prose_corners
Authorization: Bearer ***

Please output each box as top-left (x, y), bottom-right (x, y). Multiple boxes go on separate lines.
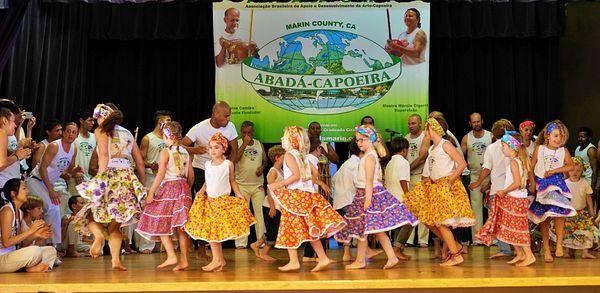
top-left (332, 154), bottom-right (360, 210)
top-left (307, 153), bottom-right (319, 192)
top-left (566, 178), bottom-right (593, 211)
top-left (385, 154), bottom-right (410, 202)
top-left (481, 140), bottom-right (509, 195)
top-left (185, 119), bottom-right (238, 169)
top-left (73, 133), bottom-right (96, 175)
top-left (215, 30), bottom-right (244, 66)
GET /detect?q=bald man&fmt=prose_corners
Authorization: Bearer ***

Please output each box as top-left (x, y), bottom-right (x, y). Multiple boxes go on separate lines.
top-left (215, 8), bottom-right (241, 67)
top-left (183, 101), bottom-right (239, 192)
top-left (460, 113), bottom-right (492, 245)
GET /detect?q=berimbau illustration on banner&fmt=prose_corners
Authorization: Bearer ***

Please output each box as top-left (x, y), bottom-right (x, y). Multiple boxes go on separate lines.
top-left (213, 0), bottom-right (430, 142)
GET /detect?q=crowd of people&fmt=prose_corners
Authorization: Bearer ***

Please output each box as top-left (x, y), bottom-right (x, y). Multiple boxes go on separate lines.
top-left (1, 98), bottom-right (599, 273)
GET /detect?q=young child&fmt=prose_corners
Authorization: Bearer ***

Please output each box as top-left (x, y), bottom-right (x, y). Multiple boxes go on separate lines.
top-left (267, 126), bottom-right (345, 272)
top-left (476, 132), bottom-right (536, 266)
top-left (404, 117), bottom-right (475, 266)
top-left (184, 131), bottom-right (255, 272)
top-left (62, 195), bottom-right (95, 257)
top-left (549, 157), bottom-right (598, 259)
top-left (136, 121), bottom-right (194, 271)
top-left (528, 120), bottom-right (575, 263)
top-left (337, 125), bottom-right (418, 270)
top-left (20, 196), bottom-right (45, 247)
top-left (385, 137), bottom-right (414, 261)
top-left (251, 145), bottom-right (286, 262)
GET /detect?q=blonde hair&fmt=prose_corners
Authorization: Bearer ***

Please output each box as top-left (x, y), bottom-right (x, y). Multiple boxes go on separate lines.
top-left (281, 126), bottom-right (311, 181)
top-left (503, 133), bottom-right (531, 189)
top-left (536, 120), bottom-right (569, 147)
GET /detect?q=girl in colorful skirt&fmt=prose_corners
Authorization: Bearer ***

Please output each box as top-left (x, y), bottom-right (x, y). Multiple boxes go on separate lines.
top-left (336, 125), bottom-right (418, 270)
top-left (184, 131), bottom-right (255, 272)
top-left (136, 121), bottom-right (194, 270)
top-left (549, 157), bottom-right (598, 259)
top-left (267, 126), bottom-right (345, 272)
top-left (73, 103), bottom-right (147, 271)
top-left (528, 120), bottom-right (576, 262)
top-left (476, 131), bottom-right (536, 266)
top-left (404, 117), bottom-right (476, 266)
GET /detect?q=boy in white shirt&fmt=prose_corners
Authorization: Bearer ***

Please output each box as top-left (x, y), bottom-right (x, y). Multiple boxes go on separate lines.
top-left (386, 137), bottom-right (412, 260)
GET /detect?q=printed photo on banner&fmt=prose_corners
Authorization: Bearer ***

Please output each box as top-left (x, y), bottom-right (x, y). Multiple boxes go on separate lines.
top-left (213, 0), bottom-right (430, 143)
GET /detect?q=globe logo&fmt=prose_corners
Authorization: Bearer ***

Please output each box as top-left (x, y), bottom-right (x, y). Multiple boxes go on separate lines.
top-left (241, 29), bottom-right (402, 114)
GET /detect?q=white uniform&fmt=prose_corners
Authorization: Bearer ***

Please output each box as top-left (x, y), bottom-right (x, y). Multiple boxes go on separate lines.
top-left (466, 130), bottom-right (492, 242)
top-left (404, 132), bottom-right (429, 246)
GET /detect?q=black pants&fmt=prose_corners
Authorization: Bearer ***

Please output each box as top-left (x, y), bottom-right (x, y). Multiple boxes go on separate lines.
top-left (262, 206), bottom-right (281, 246)
top-left (192, 167), bottom-right (205, 197)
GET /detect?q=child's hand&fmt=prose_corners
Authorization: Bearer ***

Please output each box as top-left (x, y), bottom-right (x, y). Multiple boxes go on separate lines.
top-left (269, 207), bottom-right (276, 218)
top-left (468, 182), bottom-right (480, 190)
top-left (236, 193), bottom-right (246, 201)
top-left (268, 182), bottom-right (282, 191)
top-left (497, 190), bottom-right (507, 197)
top-left (146, 193), bottom-right (154, 204)
top-left (543, 170), bottom-right (555, 178)
top-left (363, 197), bottom-right (372, 211)
top-left (320, 184), bottom-right (331, 196)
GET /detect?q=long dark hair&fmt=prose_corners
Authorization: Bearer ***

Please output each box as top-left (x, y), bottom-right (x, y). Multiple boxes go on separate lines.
top-left (100, 103), bottom-right (123, 136)
top-left (406, 8), bottom-right (422, 28)
top-left (1, 179), bottom-right (23, 234)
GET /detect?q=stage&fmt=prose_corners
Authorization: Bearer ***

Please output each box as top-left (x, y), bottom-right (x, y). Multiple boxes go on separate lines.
top-left (2, 246), bottom-right (600, 292)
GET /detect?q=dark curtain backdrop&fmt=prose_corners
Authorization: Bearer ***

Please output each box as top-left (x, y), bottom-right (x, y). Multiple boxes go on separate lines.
top-left (1, 0), bottom-right (565, 142)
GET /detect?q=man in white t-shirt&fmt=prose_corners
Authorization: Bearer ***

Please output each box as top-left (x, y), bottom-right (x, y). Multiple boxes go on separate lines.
top-left (233, 121), bottom-right (267, 249)
top-left (183, 101), bottom-right (239, 193)
top-left (469, 119), bottom-right (515, 258)
top-left (404, 114), bottom-right (430, 248)
top-left (69, 110), bottom-right (96, 199)
top-left (460, 113), bottom-right (492, 244)
top-left (215, 8), bottom-right (257, 68)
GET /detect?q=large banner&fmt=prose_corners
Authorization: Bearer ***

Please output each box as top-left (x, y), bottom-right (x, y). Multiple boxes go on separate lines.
top-left (213, 0), bottom-right (429, 142)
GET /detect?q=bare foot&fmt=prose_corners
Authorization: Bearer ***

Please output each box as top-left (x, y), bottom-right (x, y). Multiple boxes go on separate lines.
top-left (516, 256), bottom-right (536, 267)
top-left (259, 254), bottom-right (277, 262)
top-left (157, 256), bottom-right (178, 269)
top-left (507, 255), bottom-right (525, 265)
top-left (278, 262), bottom-right (301, 272)
top-left (345, 261), bottom-right (366, 270)
top-left (555, 246), bottom-right (564, 258)
top-left (250, 242), bottom-right (261, 258)
top-left (367, 249), bottom-right (383, 259)
top-left (395, 250), bottom-right (412, 261)
top-left (582, 252), bottom-right (597, 259)
top-left (66, 251), bottom-right (82, 258)
top-left (383, 257), bottom-right (400, 269)
top-left (141, 249), bottom-right (153, 255)
top-left (173, 262), bottom-right (189, 271)
top-left (311, 257), bottom-right (331, 272)
top-left (202, 261), bottom-right (217, 271)
top-left (544, 251), bottom-right (554, 263)
top-left (489, 252), bottom-right (508, 260)
top-left (302, 257), bottom-right (316, 263)
top-left (342, 254), bottom-right (354, 262)
top-left (112, 260), bottom-right (127, 271)
top-left (26, 263), bottom-right (49, 273)
top-left (440, 254), bottom-right (464, 266)
top-left (90, 236), bottom-right (104, 258)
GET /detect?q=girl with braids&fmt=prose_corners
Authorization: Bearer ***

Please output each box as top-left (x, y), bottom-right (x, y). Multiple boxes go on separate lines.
top-left (268, 126), bottom-right (345, 272)
top-left (136, 121), bottom-right (194, 271)
top-left (337, 125), bottom-right (418, 270)
top-left (404, 117), bottom-right (475, 266)
top-left (476, 132), bottom-right (536, 266)
top-left (184, 132), bottom-right (255, 272)
top-left (0, 179), bottom-right (56, 273)
top-left (72, 103), bottom-right (146, 271)
top-left (528, 120), bottom-right (575, 263)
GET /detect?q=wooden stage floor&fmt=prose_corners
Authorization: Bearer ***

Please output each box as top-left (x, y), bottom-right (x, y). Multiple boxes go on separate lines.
top-left (2, 246), bottom-right (600, 292)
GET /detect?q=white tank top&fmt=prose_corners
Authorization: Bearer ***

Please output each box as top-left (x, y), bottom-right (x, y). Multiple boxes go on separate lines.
top-left (534, 145), bottom-right (565, 178)
top-left (0, 204), bottom-right (19, 256)
top-left (405, 132), bottom-right (425, 175)
top-left (283, 149), bottom-right (314, 192)
top-left (164, 147), bottom-right (189, 181)
top-left (145, 132), bottom-right (166, 174)
top-left (427, 139), bottom-right (456, 181)
top-left (354, 150), bottom-right (382, 188)
top-left (575, 143), bottom-right (596, 183)
top-left (0, 136), bottom-right (21, 188)
top-left (466, 130), bottom-right (492, 174)
top-left (263, 167), bottom-right (283, 208)
top-left (32, 140), bottom-right (74, 184)
top-left (504, 158), bottom-right (528, 198)
top-left (398, 28), bottom-right (426, 65)
top-left (204, 159), bottom-right (231, 198)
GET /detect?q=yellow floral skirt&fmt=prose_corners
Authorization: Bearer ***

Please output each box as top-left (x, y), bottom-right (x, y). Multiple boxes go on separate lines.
top-left (184, 194), bottom-right (256, 243)
top-left (404, 177), bottom-right (476, 228)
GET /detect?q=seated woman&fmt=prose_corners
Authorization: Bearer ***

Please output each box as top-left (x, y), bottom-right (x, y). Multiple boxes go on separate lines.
top-left (0, 178), bottom-right (56, 273)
